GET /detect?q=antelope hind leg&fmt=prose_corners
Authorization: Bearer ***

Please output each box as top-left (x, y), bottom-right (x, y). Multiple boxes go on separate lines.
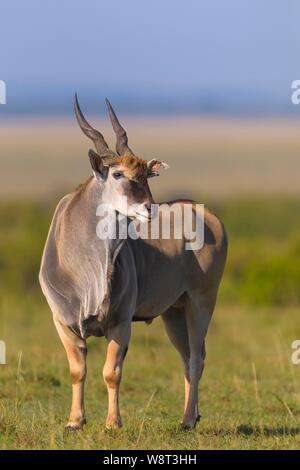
top-left (162, 307), bottom-right (196, 422)
top-left (181, 291), bottom-right (215, 429)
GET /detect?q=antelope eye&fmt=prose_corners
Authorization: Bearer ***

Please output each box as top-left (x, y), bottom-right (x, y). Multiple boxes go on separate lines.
top-left (147, 171), bottom-right (159, 178)
top-left (113, 171), bottom-right (124, 180)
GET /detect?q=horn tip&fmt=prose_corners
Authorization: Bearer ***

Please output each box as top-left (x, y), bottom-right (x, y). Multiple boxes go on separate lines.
top-left (74, 93), bottom-right (80, 111)
top-left (105, 97), bottom-right (111, 109)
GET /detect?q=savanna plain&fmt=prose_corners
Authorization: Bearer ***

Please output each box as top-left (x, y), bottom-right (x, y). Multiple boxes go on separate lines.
top-left (0, 116), bottom-right (300, 449)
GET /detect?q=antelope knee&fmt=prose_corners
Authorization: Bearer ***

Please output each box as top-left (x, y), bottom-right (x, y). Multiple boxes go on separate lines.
top-left (103, 364), bottom-right (121, 389)
top-left (71, 366), bottom-right (86, 384)
top-left (70, 348), bottom-right (87, 384)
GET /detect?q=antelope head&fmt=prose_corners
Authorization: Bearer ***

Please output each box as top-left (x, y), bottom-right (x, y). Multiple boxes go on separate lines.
top-left (74, 95), bottom-right (169, 222)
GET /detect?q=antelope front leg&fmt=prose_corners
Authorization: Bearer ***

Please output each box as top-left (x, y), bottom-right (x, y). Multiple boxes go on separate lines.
top-left (103, 322), bottom-right (131, 429)
top-left (53, 318), bottom-right (87, 430)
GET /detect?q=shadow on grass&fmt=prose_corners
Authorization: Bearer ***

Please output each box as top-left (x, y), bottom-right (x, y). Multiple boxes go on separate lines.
top-left (236, 424), bottom-right (300, 437)
top-left (201, 424), bottom-right (300, 437)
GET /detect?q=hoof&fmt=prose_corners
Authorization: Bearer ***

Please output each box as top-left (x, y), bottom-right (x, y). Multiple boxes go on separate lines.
top-left (181, 415), bottom-right (201, 430)
top-left (181, 422), bottom-right (195, 430)
top-left (105, 419), bottom-right (122, 430)
top-left (105, 422), bottom-right (122, 430)
top-left (65, 419), bottom-right (86, 432)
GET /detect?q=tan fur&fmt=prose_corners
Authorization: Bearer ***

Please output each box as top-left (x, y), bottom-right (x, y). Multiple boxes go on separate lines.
top-left (112, 154), bottom-right (148, 180)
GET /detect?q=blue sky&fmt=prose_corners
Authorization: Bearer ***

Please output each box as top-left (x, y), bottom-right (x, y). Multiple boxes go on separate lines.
top-left (1, 0), bottom-right (300, 114)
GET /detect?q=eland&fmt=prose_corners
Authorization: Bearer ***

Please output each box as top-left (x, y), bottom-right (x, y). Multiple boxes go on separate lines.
top-left (39, 96), bottom-right (227, 430)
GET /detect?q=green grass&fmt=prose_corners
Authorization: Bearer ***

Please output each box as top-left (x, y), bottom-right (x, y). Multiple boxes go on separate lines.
top-left (1, 196), bottom-right (300, 308)
top-left (1, 196), bottom-right (300, 449)
top-left (1, 305), bottom-right (300, 449)
top-left (215, 196), bottom-right (300, 306)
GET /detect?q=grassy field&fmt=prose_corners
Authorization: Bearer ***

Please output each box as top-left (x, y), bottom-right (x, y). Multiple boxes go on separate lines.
top-left (1, 115), bottom-right (300, 448)
top-left (0, 196), bottom-right (300, 449)
top-left (0, 305), bottom-right (300, 450)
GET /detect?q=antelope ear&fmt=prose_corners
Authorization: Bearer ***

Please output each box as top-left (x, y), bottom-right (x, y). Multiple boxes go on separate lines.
top-left (147, 158), bottom-right (169, 177)
top-left (88, 149), bottom-right (108, 181)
